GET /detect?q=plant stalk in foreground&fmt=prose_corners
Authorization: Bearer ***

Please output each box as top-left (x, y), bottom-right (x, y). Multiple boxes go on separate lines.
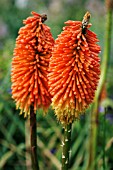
top-left (48, 11), bottom-right (100, 170)
top-left (62, 124), bottom-right (72, 170)
top-left (30, 106), bottom-right (39, 170)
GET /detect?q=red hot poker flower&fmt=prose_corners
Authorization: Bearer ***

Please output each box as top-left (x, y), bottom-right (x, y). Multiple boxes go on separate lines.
top-left (11, 11), bottom-right (54, 117)
top-left (48, 12), bottom-right (101, 124)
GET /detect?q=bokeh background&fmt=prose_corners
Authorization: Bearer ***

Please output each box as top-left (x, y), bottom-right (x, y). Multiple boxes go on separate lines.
top-left (0, 0), bottom-right (113, 170)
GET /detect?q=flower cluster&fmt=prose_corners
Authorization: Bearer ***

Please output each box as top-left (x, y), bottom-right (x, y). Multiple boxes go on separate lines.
top-left (48, 12), bottom-right (101, 124)
top-left (11, 12), bottom-right (54, 116)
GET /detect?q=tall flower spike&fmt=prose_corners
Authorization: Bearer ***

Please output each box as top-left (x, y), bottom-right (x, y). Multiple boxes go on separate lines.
top-left (48, 12), bottom-right (101, 124)
top-left (11, 11), bottom-right (54, 117)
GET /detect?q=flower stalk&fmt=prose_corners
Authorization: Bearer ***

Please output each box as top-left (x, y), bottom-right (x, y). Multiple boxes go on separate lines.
top-left (11, 11), bottom-right (54, 169)
top-left (30, 105), bottom-right (39, 170)
top-left (103, 108), bottom-right (107, 170)
top-left (48, 11), bottom-right (100, 170)
top-left (62, 124), bottom-right (72, 170)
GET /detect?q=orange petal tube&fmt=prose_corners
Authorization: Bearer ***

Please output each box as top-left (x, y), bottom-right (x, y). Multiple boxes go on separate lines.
top-left (11, 11), bottom-right (54, 117)
top-left (48, 18), bottom-right (101, 124)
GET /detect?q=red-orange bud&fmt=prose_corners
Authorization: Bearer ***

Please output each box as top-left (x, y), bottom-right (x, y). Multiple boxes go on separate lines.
top-left (48, 12), bottom-right (101, 124)
top-left (11, 11), bottom-right (54, 116)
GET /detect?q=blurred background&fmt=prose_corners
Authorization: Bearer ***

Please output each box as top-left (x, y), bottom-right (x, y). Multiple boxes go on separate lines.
top-left (0, 0), bottom-right (113, 170)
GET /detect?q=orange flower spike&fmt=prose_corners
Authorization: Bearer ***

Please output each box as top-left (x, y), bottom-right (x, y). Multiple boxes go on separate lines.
top-left (48, 12), bottom-right (101, 124)
top-left (11, 11), bottom-right (54, 117)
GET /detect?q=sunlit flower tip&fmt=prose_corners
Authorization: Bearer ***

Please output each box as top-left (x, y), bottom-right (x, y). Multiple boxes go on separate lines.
top-left (11, 11), bottom-right (54, 117)
top-left (48, 11), bottom-right (101, 124)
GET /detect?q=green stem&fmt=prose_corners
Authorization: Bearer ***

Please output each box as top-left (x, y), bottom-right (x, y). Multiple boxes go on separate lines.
top-left (95, 9), bottom-right (112, 100)
top-left (62, 123), bottom-right (72, 170)
top-left (30, 106), bottom-right (39, 170)
top-left (103, 108), bottom-right (107, 170)
top-left (87, 8), bottom-right (112, 170)
top-left (87, 104), bottom-right (99, 170)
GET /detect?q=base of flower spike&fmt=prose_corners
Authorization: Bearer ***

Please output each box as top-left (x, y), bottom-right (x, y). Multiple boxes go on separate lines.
top-left (52, 99), bottom-right (86, 124)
